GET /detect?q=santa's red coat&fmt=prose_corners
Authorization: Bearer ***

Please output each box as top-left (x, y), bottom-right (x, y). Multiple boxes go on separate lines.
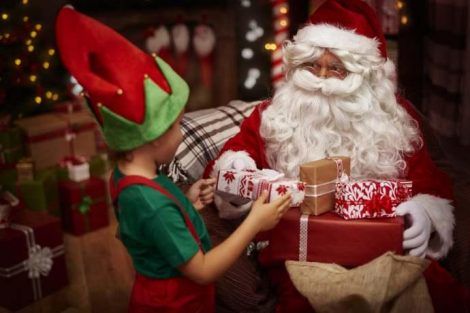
top-left (204, 97), bottom-right (470, 312)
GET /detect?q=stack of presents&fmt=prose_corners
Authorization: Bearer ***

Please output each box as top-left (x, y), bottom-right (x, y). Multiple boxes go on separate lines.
top-left (216, 157), bottom-right (412, 304)
top-left (0, 102), bottom-right (110, 311)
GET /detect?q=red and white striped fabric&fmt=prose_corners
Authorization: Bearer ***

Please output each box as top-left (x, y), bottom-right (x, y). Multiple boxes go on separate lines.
top-left (270, 0), bottom-right (289, 89)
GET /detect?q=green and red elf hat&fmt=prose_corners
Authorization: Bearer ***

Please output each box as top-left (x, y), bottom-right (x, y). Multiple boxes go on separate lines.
top-left (55, 6), bottom-right (189, 151)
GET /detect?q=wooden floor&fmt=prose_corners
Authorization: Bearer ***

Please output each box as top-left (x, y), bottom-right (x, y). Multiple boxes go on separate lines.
top-left (0, 205), bottom-right (135, 313)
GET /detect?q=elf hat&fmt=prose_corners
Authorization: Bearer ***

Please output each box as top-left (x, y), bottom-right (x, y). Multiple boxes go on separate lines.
top-left (300, 0), bottom-right (388, 59)
top-left (55, 6), bottom-right (189, 151)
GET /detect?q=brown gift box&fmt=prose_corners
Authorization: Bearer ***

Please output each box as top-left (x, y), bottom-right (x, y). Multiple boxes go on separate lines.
top-left (58, 112), bottom-right (97, 158)
top-left (299, 156), bottom-right (350, 215)
top-left (15, 112), bottom-right (97, 170)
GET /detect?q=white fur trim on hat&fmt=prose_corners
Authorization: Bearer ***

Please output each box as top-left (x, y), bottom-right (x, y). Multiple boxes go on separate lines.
top-left (294, 23), bottom-right (381, 57)
top-left (145, 26), bottom-right (170, 53)
top-left (412, 194), bottom-right (455, 260)
top-left (210, 150), bottom-right (257, 178)
top-left (193, 25), bottom-right (216, 57)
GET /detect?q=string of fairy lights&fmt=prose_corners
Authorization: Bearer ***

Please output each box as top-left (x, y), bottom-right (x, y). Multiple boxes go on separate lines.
top-left (1, 0), bottom-right (64, 116)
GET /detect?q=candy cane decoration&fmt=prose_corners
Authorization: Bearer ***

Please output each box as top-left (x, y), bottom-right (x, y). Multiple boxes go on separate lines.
top-left (270, 0), bottom-right (289, 89)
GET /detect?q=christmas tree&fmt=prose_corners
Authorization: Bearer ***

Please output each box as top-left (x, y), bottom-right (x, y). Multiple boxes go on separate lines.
top-left (0, 0), bottom-right (67, 120)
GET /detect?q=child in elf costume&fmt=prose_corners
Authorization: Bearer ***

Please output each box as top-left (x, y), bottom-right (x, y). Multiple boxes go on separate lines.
top-left (55, 6), bottom-right (291, 313)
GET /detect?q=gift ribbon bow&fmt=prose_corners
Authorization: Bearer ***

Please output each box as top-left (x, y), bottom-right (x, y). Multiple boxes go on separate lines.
top-left (26, 245), bottom-right (53, 279)
top-left (0, 224), bottom-right (64, 300)
top-left (78, 196), bottom-right (92, 214)
top-left (365, 194), bottom-right (393, 214)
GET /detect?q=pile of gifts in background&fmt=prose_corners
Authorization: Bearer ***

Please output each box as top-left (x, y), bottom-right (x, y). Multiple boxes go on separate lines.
top-left (0, 100), bottom-right (110, 311)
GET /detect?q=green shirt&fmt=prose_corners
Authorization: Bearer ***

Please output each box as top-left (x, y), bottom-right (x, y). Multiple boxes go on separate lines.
top-left (114, 169), bottom-right (212, 279)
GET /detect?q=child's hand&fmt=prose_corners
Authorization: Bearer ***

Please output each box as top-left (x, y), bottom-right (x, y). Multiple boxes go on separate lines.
top-left (247, 191), bottom-right (291, 232)
top-left (186, 178), bottom-right (217, 210)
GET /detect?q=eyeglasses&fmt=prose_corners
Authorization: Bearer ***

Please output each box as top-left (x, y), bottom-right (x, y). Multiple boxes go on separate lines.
top-left (302, 61), bottom-right (349, 79)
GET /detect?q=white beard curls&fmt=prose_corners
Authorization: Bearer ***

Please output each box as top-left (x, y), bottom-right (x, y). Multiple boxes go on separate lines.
top-left (260, 68), bottom-right (422, 179)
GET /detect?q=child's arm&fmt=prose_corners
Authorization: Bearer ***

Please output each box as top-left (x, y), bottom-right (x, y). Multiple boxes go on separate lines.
top-left (178, 191), bottom-right (291, 285)
top-left (185, 178), bottom-right (216, 210)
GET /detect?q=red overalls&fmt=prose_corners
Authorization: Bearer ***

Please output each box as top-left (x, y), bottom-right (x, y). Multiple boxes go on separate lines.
top-left (110, 175), bottom-right (215, 313)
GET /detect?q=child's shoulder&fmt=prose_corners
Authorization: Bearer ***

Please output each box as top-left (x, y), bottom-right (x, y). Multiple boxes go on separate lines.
top-left (118, 183), bottom-right (174, 212)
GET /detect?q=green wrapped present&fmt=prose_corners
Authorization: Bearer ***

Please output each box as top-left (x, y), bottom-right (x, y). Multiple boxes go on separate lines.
top-left (89, 154), bottom-right (109, 178)
top-left (16, 168), bottom-right (60, 216)
top-left (55, 165), bottom-right (69, 181)
top-left (0, 128), bottom-right (24, 165)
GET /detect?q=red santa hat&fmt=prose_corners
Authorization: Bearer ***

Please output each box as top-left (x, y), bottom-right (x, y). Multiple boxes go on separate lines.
top-left (304, 0), bottom-right (388, 59)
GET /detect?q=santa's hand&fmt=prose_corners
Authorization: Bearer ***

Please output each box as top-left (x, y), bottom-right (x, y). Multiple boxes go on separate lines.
top-left (396, 200), bottom-right (432, 258)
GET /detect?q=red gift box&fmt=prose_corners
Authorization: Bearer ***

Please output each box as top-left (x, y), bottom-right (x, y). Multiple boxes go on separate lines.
top-left (0, 210), bottom-right (68, 311)
top-left (59, 177), bottom-right (109, 236)
top-left (335, 179), bottom-right (412, 219)
top-left (258, 208), bottom-right (404, 268)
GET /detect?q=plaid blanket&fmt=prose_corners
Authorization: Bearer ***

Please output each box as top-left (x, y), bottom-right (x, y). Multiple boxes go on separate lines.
top-left (162, 100), bottom-right (259, 183)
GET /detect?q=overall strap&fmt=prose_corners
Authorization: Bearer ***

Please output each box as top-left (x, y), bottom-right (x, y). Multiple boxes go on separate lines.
top-left (110, 174), bottom-right (202, 249)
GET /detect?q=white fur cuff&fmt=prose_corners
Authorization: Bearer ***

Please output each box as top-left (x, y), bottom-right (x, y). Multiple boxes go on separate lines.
top-left (210, 150), bottom-right (257, 178)
top-left (412, 194), bottom-right (455, 260)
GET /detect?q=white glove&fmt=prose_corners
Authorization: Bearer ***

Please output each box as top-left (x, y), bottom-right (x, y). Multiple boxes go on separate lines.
top-left (395, 200), bottom-right (432, 258)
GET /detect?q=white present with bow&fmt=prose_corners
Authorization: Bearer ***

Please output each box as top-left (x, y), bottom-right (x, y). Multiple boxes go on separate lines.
top-left (216, 169), bottom-right (306, 207)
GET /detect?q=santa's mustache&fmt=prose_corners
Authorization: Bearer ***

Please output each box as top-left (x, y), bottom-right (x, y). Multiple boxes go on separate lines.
top-left (290, 68), bottom-right (365, 97)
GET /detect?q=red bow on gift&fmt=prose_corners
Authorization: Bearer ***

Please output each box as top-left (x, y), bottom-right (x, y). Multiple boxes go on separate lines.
top-left (365, 194), bottom-right (393, 215)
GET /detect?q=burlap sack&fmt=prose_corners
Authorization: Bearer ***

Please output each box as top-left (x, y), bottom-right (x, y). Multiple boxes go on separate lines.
top-left (285, 252), bottom-right (433, 313)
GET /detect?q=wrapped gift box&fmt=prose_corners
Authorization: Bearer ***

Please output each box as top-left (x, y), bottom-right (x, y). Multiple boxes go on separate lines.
top-left (335, 179), bottom-right (413, 219)
top-left (0, 127), bottom-right (24, 165)
top-left (16, 157), bottom-right (35, 182)
top-left (15, 112), bottom-right (97, 170)
top-left (0, 210), bottom-right (68, 311)
top-left (16, 168), bottom-right (60, 216)
top-left (216, 169), bottom-right (306, 207)
top-left (58, 111), bottom-right (97, 159)
top-left (88, 154), bottom-right (109, 178)
top-left (59, 177), bottom-right (109, 236)
top-left (299, 156), bottom-right (351, 215)
top-left (258, 208), bottom-right (403, 268)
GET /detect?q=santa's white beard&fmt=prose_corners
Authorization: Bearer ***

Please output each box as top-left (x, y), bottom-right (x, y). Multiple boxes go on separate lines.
top-left (260, 69), bottom-right (421, 179)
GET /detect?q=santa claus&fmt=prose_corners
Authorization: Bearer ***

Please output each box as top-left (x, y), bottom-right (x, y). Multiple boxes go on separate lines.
top-left (203, 0), bottom-right (470, 311)
top-left (206, 0), bottom-right (453, 261)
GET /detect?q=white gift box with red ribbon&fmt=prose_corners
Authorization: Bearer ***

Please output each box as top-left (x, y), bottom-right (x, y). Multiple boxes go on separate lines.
top-left (59, 155), bottom-right (90, 182)
top-left (334, 179), bottom-right (413, 219)
top-left (216, 169), bottom-right (306, 207)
